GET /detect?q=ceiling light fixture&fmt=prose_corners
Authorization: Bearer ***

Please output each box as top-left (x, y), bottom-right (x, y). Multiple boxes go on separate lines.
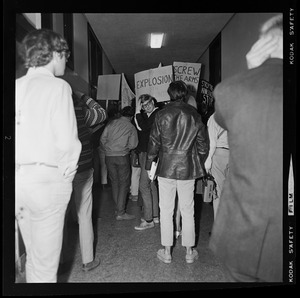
top-left (150, 33), bottom-right (164, 48)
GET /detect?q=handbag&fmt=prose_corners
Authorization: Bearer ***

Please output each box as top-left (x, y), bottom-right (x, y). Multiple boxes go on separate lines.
top-left (202, 174), bottom-right (217, 203)
top-left (130, 150), bottom-right (140, 168)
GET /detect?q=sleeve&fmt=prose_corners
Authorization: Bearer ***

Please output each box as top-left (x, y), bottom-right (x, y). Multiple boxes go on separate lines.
top-left (195, 120), bottom-right (209, 166)
top-left (134, 114), bottom-right (142, 131)
top-left (145, 114), bottom-right (161, 170)
top-left (213, 84), bottom-right (229, 130)
top-left (52, 82), bottom-right (82, 182)
top-left (99, 126), bottom-right (108, 151)
top-left (81, 94), bottom-right (107, 127)
top-left (128, 125), bottom-right (139, 150)
top-left (204, 114), bottom-right (218, 171)
top-left (135, 113), bottom-right (152, 131)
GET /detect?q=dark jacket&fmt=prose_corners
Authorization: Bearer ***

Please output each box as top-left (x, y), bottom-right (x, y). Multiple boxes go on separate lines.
top-left (146, 100), bottom-right (209, 180)
top-left (209, 58), bottom-right (283, 282)
top-left (135, 108), bottom-right (159, 153)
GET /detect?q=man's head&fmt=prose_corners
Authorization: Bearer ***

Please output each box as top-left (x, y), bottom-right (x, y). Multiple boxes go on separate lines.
top-left (20, 29), bottom-right (70, 75)
top-left (139, 94), bottom-right (157, 113)
top-left (121, 106), bottom-right (135, 118)
top-left (167, 80), bottom-right (188, 102)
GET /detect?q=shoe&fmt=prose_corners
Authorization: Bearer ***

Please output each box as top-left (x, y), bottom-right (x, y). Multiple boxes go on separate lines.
top-left (82, 259), bottom-right (100, 272)
top-left (116, 213), bottom-right (135, 220)
top-left (175, 230), bottom-right (182, 239)
top-left (141, 217), bottom-right (159, 224)
top-left (134, 220), bottom-right (154, 230)
top-left (185, 249), bottom-right (199, 264)
top-left (153, 217), bottom-right (160, 224)
top-left (157, 249), bottom-right (172, 264)
top-left (129, 195), bottom-right (138, 201)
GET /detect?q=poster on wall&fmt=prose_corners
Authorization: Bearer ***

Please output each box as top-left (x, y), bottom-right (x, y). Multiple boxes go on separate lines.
top-left (134, 65), bottom-right (173, 102)
top-left (173, 62), bottom-right (202, 98)
top-left (97, 74), bottom-right (121, 100)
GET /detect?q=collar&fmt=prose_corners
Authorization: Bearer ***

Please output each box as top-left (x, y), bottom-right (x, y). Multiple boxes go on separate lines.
top-left (147, 107), bottom-right (158, 117)
top-left (262, 58), bottom-right (283, 66)
top-left (26, 67), bottom-right (55, 77)
top-left (120, 116), bottom-right (132, 122)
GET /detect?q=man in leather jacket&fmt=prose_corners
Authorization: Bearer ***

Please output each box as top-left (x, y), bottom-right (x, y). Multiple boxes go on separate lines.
top-left (146, 80), bottom-right (209, 264)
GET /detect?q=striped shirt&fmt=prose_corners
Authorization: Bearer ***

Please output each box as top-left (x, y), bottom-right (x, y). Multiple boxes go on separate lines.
top-left (75, 95), bottom-right (107, 173)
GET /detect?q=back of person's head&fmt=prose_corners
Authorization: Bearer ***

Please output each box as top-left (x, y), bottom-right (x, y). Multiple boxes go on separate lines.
top-left (167, 80), bottom-right (188, 102)
top-left (20, 28), bottom-right (69, 68)
top-left (260, 14), bottom-right (283, 38)
top-left (121, 106), bottom-right (134, 117)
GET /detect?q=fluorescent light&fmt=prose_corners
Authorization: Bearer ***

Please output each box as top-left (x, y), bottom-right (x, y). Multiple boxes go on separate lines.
top-left (150, 33), bottom-right (164, 48)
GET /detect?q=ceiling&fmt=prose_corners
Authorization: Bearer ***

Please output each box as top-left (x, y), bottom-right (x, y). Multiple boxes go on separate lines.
top-left (84, 13), bottom-right (234, 89)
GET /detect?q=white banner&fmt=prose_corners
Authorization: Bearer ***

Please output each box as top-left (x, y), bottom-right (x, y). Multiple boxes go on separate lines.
top-left (134, 65), bottom-right (173, 102)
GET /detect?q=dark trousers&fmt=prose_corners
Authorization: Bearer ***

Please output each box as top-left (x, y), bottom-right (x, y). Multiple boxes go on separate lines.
top-left (105, 155), bottom-right (131, 216)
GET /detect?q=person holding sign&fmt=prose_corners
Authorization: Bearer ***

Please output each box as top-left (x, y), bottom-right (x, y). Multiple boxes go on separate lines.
top-left (209, 14), bottom-right (283, 282)
top-left (146, 80), bottom-right (209, 264)
top-left (134, 94), bottom-right (160, 231)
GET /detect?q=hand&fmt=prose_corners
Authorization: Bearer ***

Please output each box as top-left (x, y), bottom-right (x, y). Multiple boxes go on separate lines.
top-left (135, 98), bottom-right (142, 113)
top-left (246, 35), bottom-right (281, 69)
top-left (147, 170), bottom-right (151, 180)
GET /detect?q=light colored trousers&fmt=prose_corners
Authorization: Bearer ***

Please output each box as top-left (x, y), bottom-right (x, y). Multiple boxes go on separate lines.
top-left (15, 165), bottom-right (72, 283)
top-left (211, 148), bottom-right (229, 219)
top-left (130, 166), bottom-right (141, 196)
top-left (157, 177), bottom-right (195, 247)
top-left (71, 168), bottom-right (94, 264)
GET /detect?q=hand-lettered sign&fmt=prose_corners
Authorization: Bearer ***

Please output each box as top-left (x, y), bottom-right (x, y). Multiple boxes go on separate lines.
top-left (134, 65), bottom-right (173, 102)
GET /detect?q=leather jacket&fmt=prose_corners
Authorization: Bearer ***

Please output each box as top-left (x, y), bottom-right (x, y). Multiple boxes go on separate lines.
top-left (146, 100), bottom-right (209, 180)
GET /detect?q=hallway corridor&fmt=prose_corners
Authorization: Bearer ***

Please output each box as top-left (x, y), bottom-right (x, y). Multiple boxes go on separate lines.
top-left (57, 183), bottom-right (228, 284)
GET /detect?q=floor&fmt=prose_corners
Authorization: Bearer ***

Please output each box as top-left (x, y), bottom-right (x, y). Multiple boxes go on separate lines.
top-left (56, 183), bottom-right (229, 286)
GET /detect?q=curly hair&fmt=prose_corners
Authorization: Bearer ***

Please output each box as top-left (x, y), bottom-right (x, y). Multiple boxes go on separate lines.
top-left (20, 29), bottom-right (69, 68)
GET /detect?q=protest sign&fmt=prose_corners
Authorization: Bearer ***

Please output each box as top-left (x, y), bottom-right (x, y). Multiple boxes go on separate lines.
top-left (197, 79), bottom-right (215, 124)
top-left (173, 62), bottom-right (202, 97)
top-left (134, 65), bottom-right (173, 102)
top-left (97, 74), bottom-right (121, 100)
top-left (121, 73), bottom-right (135, 108)
top-left (198, 79), bottom-right (214, 105)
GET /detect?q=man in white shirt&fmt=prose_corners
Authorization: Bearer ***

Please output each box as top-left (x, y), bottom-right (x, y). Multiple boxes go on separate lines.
top-left (15, 29), bottom-right (81, 282)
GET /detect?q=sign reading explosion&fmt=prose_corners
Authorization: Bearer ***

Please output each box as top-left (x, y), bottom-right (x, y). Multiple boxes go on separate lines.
top-left (134, 65), bottom-right (173, 102)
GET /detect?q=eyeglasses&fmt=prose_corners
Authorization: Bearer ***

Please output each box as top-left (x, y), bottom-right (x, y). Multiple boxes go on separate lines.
top-left (142, 100), bottom-right (153, 110)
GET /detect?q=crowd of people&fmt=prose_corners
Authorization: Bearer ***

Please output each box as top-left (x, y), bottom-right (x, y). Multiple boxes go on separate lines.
top-left (15, 13), bottom-right (283, 283)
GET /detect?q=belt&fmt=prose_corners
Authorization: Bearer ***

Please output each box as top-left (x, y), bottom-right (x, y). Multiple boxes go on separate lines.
top-left (17, 162), bottom-right (58, 169)
top-left (216, 147), bottom-right (229, 150)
